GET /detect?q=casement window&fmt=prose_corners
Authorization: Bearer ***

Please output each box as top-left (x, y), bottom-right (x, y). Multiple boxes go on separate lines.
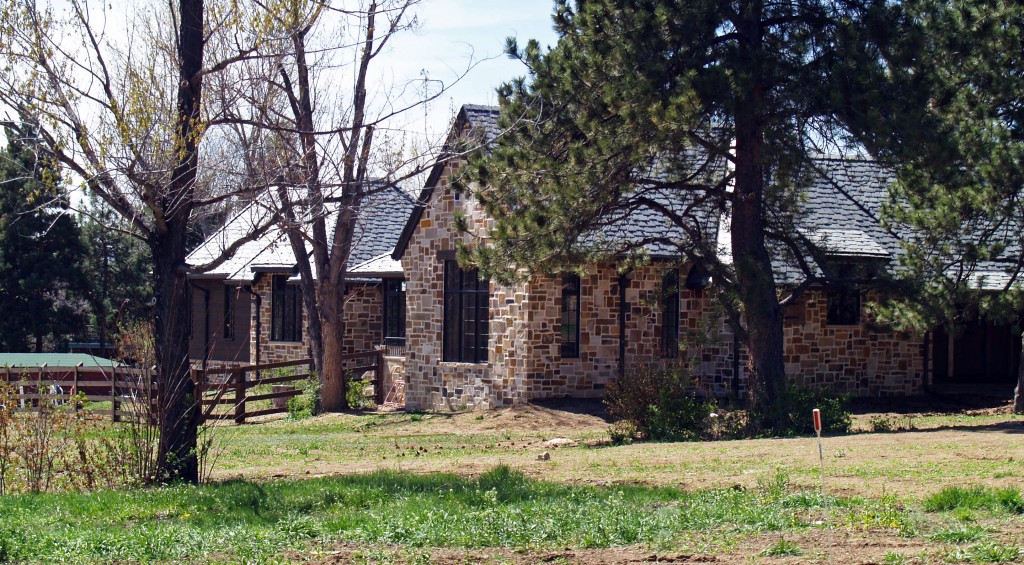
top-left (223, 285), bottom-right (235, 340)
top-left (561, 274), bottom-right (581, 358)
top-left (442, 260), bottom-right (489, 363)
top-left (826, 262), bottom-right (863, 326)
top-left (270, 275), bottom-right (303, 342)
top-left (383, 279), bottom-right (406, 340)
top-left (662, 269), bottom-right (680, 358)
top-left (826, 288), bottom-right (861, 325)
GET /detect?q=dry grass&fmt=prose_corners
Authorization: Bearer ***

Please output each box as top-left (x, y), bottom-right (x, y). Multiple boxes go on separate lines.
top-left (210, 399), bottom-right (1024, 500)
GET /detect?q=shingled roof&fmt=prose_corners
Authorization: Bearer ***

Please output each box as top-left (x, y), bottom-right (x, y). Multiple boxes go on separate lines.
top-left (187, 184), bottom-right (415, 282)
top-left (715, 157), bottom-right (904, 284)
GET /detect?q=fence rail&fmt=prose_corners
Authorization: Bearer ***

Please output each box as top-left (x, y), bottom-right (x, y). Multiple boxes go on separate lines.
top-left (192, 350), bottom-right (385, 423)
top-left (1, 364), bottom-right (157, 423)
top-left (3, 349), bottom-right (387, 426)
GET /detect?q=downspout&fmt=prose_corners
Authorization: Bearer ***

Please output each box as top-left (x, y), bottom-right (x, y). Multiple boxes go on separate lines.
top-left (732, 331), bottom-right (741, 400)
top-left (922, 330), bottom-right (931, 393)
top-left (192, 282), bottom-right (210, 373)
top-left (243, 284), bottom-right (261, 366)
top-left (618, 273), bottom-right (629, 380)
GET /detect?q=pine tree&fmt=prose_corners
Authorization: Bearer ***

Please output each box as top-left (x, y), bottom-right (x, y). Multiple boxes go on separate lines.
top-left (882, 0), bottom-right (1024, 412)
top-left (0, 126), bottom-right (89, 352)
top-left (467, 0), bottom-right (932, 429)
top-left (79, 196), bottom-right (152, 351)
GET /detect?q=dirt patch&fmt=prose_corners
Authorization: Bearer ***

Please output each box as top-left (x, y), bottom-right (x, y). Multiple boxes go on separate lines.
top-left (294, 524), bottom-right (1022, 564)
top-left (216, 398), bottom-right (1024, 499)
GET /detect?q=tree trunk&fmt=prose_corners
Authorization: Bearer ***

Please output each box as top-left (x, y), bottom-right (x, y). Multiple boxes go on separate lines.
top-left (151, 239), bottom-right (199, 483)
top-left (318, 289), bottom-right (348, 411)
top-left (732, 0), bottom-right (787, 430)
top-left (1014, 333), bottom-right (1024, 414)
top-left (149, 0), bottom-right (204, 484)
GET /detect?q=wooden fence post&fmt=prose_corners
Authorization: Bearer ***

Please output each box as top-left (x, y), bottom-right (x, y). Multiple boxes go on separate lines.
top-left (192, 367), bottom-right (204, 424)
top-left (375, 350), bottom-right (385, 406)
top-left (73, 363), bottom-right (81, 412)
top-left (111, 366), bottom-right (120, 423)
top-left (37, 364), bottom-right (45, 411)
top-left (233, 369), bottom-right (246, 424)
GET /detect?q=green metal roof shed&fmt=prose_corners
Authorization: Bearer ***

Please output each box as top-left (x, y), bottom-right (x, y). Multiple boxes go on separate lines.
top-left (0, 353), bottom-right (122, 368)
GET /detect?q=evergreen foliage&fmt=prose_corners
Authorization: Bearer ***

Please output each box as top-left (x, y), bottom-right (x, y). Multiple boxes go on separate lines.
top-left (78, 196), bottom-right (152, 350)
top-left (0, 126), bottom-right (89, 352)
top-left (465, 0), bottom-right (930, 427)
top-left (877, 0), bottom-right (1024, 411)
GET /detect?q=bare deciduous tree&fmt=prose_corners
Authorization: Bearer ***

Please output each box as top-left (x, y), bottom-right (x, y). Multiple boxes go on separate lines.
top-left (0, 0), bottom-right (274, 482)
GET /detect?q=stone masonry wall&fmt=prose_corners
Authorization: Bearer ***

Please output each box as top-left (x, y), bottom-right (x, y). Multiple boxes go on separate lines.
top-left (344, 284), bottom-right (384, 354)
top-left (403, 159), bottom-right (926, 409)
top-left (251, 274), bottom-right (312, 365)
top-left (519, 263), bottom-right (739, 400)
top-left (403, 156), bottom-right (519, 410)
top-left (248, 275), bottom-right (386, 367)
top-left (779, 290), bottom-right (925, 396)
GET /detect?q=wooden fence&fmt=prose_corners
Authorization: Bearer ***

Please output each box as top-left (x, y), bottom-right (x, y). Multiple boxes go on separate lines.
top-left (1, 364), bottom-right (157, 423)
top-left (192, 350), bottom-right (385, 423)
top-left (2, 349), bottom-right (387, 425)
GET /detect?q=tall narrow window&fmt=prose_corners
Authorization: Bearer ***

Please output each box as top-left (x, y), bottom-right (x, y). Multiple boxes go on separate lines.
top-left (662, 269), bottom-right (680, 358)
top-left (271, 275), bottom-right (303, 341)
top-left (442, 260), bottom-right (489, 363)
top-left (384, 279), bottom-right (406, 340)
top-left (826, 262), bottom-right (862, 326)
top-left (561, 274), bottom-right (581, 358)
top-left (223, 285), bottom-right (235, 340)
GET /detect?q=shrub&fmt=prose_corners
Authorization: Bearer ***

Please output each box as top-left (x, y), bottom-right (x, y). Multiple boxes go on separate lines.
top-left (605, 363), bottom-right (716, 442)
top-left (346, 376), bottom-right (369, 410)
top-left (753, 384), bottom-right (852, 437)
top-left (287, 372), bottom-right (321, 420)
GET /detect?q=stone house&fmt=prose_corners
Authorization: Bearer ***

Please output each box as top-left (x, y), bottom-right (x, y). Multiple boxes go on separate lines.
top-left (185, 185), bottom-right (414, 372)
top-left (390, 104), bottom-right (1020, 411)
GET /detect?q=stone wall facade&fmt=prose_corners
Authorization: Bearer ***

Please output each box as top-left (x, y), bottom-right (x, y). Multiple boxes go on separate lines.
top-left (779, 291), bottom-right (925, 396)
top-left (251, 273), bottom-right (312, 365)
top-left (343, 284), bottom-right (384, 354)
top-left (402, 157), bottom-right (929, 411)
top-left (248, 275), bottom-right (387, 366)
top-left (402, 157), bottom-right (508, 410)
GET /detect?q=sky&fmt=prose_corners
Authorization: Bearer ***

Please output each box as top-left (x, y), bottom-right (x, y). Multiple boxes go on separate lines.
top-left (13, 1), bottom-right (562, 205)
top-left (369, 0), bottom-right (560, 138)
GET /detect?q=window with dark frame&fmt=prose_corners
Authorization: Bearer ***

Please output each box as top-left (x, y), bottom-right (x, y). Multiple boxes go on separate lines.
top-left (442, 260), bottom-right (489, 363)
top-left (826, 261), bottom-right (863, 326)
top-left (383, 279), bottom-right (406, 340)
top-left (662, 269), bottom-right (680, 358)
top-left (223, 285), bottom-right (235, 340)
top-left (826, 287), bottom-right (861, 325)
top-left (271, 275), bottom-right (303, 341)
top-left (561, 273), bottom-right (581, 358)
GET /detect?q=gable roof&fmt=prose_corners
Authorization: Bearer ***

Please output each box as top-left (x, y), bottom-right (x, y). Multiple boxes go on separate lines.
top-left (392, 104), bottom-right (500, 261)
top-left (187, 184), bottom-right (415, 282)
top-left (714, 157), bottom-right (903, 283)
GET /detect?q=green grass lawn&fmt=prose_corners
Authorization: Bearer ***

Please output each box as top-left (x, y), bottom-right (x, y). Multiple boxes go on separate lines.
top-left (0, 467), bottom-right (1021, 563)
top-left (2, 403), bottom-right (1022, 562)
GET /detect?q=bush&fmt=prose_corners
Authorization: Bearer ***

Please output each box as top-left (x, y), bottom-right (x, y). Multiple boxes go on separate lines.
top-left (753, 384), bottom-right (852, 437)
top-left (346, 376), bottom-right (369, 410)
top-left (287, 372), bottom-right (321, 420)
top-left (605, 363), bottom-right (716, 442)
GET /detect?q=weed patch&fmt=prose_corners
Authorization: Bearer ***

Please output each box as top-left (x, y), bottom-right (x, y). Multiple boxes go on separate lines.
top-left (924, 486), bottom-right (1024, 514)
top-left (761, 536), bottom-right (803, 556)
top-left (0, 465), bottom-right (836, 562)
